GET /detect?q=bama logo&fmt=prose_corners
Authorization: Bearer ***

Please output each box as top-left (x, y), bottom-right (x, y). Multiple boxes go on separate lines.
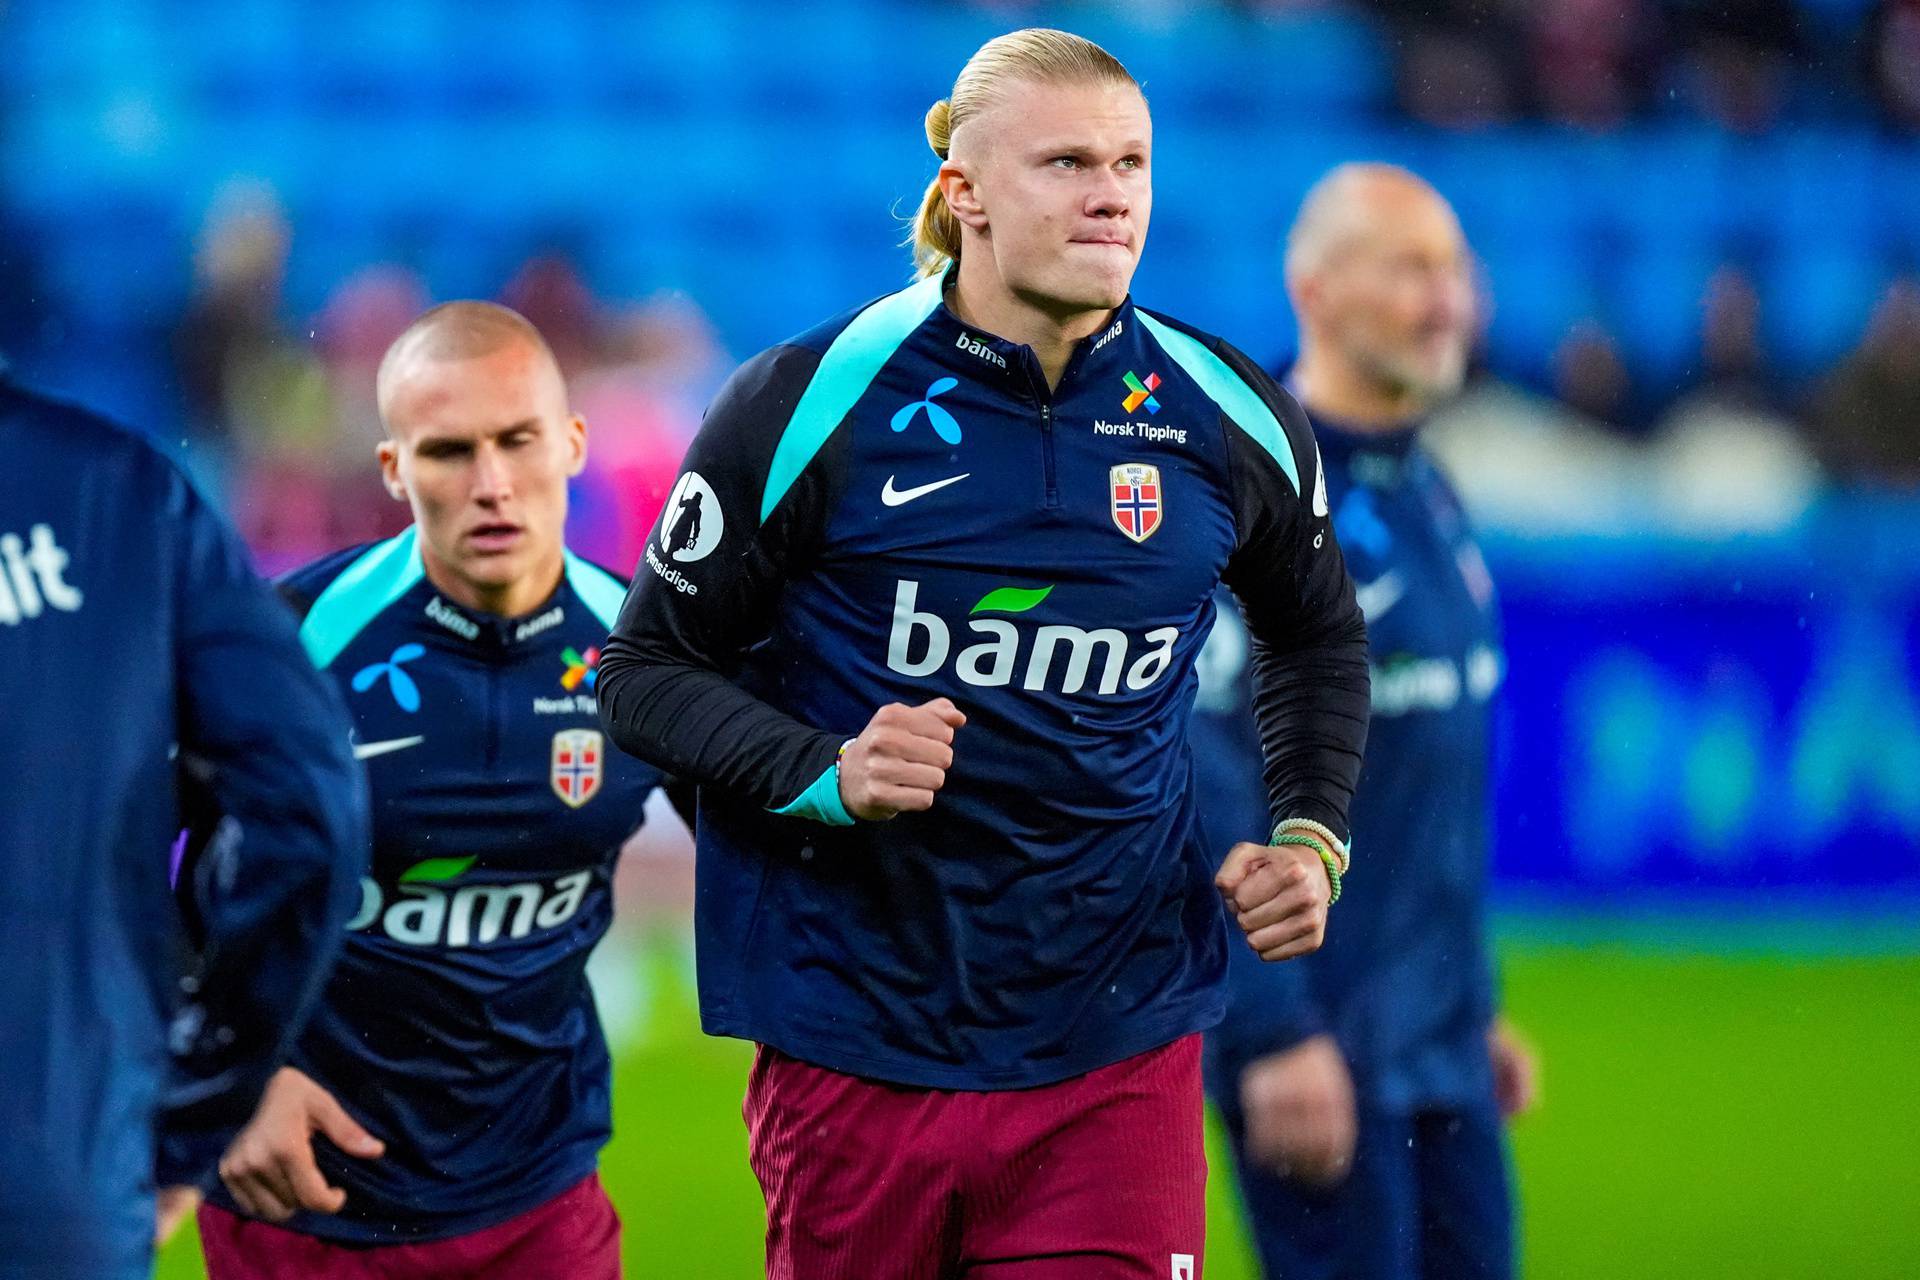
top-left (344, 855), bottom-right (593, 949)
top-left (885, 580), bottom-right (1178, 695)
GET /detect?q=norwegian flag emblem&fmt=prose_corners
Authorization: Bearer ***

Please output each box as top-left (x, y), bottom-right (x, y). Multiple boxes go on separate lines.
top-left (550, 729), bottom-right (604, 808)
top-left (1110, 463), bottom-right (1164, 543)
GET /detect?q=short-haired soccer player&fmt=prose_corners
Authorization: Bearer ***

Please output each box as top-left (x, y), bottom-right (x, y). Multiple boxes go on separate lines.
top-left (197, 303), bottom-right (659, 1279)
top-left (598, 29), bottom-right (1370, 1279)
top-left (1195, 164), bottom-right (1539, 1280)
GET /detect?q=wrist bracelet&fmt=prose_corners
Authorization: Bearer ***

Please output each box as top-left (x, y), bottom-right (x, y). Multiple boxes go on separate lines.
top-left (1270, 817), bottom-right (1351, 875)
top-left (1271, 833), bottom-right (1342, 905)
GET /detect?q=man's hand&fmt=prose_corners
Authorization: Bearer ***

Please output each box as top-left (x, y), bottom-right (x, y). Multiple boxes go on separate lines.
top-left (1488, 1018), bottom-right (1539, 1118)
top-left (1240, 1034), bottom-right (1357, 1186)
top-left (838, 698), bottom-right (966, 821)
top-left (1215, 840), bottom-right (1332, 961)
top-left (218, 1067), bottom-right (384, 1222)
top-left (154, 1185), bottom-right (200, 1246)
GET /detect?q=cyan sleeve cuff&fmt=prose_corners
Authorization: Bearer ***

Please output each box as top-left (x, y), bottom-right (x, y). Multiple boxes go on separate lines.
top-left (770, 757), bottom-right (855, 826)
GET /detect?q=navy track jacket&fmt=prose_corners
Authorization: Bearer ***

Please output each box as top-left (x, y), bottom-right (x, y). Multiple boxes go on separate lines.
top-left (1200, 408), bottom-right (1505, 1117)
top-left (0, 378), bottom-right (367, 1280)
top-left (203, 531), bottom-right (660, 1244)
top-left (599, 273), bottom-right (1371, 1090)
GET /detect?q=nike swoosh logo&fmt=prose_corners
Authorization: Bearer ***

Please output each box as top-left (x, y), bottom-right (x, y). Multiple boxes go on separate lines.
top-left (351, 735), bottom-right (425, 760)
top-left (1354, 572), bottom-right (1406, 622)
top-left (882, 473), bottom-right (970, 507)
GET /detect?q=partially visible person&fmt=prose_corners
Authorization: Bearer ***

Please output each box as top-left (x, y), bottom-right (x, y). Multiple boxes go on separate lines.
top-left (598, 28), bottom-right (1369, 1278)
top-left (0, 370), bottom-right (368, 1280)
top-left (1810, 275), bottom-right (1920, 489)
top-left (198, 302), bottom-right (659, 1280)
top-left (1196, 164), bottom-right (1538, 1280)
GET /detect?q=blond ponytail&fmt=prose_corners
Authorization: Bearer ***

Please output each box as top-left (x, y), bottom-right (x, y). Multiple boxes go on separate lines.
top-left (911, 99), bottom-right (964, 279)
top-left (907, 29), bottom-right (1139, 279)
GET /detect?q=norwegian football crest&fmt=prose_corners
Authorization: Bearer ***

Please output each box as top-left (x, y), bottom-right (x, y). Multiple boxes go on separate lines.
top-left (1110, 463), bottom-right (1163, 543)
top-left (550, 729), bottom-right (604, 808)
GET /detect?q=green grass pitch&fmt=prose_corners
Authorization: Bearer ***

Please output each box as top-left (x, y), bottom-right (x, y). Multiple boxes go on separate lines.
top-left (155, 926), bottom-right (1920, 1279)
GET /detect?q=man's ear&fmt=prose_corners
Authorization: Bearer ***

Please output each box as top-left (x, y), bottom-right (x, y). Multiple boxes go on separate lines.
top-left (375, 439), bottom-right (407, 501)
top-left (566, 414), bottom-right (588, 479)
top-left (939, 160), bottom-right (988, 233)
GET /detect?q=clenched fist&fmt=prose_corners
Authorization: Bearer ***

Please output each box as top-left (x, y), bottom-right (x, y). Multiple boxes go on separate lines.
top-left (1215, 840), bottom-right (1332, 961)
top-left (837, 698), bottom-right (966, 821)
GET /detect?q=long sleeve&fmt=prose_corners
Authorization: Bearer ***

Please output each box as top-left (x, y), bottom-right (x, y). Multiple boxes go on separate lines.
top-left (1214, 341), bottom-right (1371, 845)
top-left (596, 343), bottom-right (850, 821)
top-left (155, 475), bottom-right (369, 1185)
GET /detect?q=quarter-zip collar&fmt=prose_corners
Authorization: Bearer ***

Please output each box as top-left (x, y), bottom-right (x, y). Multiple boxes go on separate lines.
top-left (413, 555), bottom-right (573, 655)
top-left (926, 270), bottom-right (1138, 404)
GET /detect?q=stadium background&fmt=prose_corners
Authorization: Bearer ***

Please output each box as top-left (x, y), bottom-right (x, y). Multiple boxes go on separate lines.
top-left (4, 0), bottom-right (1917, 1274)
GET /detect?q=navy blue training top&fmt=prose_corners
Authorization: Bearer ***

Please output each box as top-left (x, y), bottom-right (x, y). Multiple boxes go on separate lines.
top-left (0, 379), bottom-right (366, 1279)
top-left (598, 273), bottom-right (1371, 1090)
top-left (203, 529), bottom-right (659, 1244)
top-left (1200, 407), bottom-right (1504, 1116)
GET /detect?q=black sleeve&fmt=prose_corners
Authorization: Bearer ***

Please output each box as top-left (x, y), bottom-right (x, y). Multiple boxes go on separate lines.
top-left (596, 344), bottom-right (849, 816)
top-left (1213, 341), bottom-right (1371, 846)
top-left (155, 473), bottom-right (370, 1185)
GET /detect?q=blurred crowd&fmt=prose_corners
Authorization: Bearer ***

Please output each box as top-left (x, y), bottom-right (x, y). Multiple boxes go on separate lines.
top-left (168, 184), bottom-right (729, 574)
top-left (1359, 0), bottom-right (1920, 134)
top-left (3, 0), bottom-right (1917, 576)
top-left (1204, 0), bottom-right (1920, 133)
top-left (155, 174), bottom-right (1915, 574)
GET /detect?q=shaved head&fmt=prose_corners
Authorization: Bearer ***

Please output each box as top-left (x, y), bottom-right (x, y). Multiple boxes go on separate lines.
top-left (376, 301), bottom-right (564, 433)
top-left (1286, 163), bottom-right (1459, 287)
top-left (371, 300), bottom-right (586, 618)
top-left (1284, 164), bottom-right (1475, 416)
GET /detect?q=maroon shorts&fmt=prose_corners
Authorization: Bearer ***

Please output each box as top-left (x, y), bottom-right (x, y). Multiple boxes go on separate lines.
top-left (747, 1034), bottom-right (1207, 1280)
top-left (196, 1172), bottom-right (620, 1280)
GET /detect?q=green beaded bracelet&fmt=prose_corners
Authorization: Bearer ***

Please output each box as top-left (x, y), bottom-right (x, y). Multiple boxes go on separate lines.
top-left (1270, 833), bottom-right (1343, 906)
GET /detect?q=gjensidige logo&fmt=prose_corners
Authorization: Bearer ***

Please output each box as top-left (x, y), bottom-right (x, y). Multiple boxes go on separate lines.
top-left (660, 471), bottom-right (723, 563)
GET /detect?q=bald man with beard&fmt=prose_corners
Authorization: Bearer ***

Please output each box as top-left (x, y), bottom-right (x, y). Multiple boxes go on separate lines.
top-left (197, 302), bottom-right (659, 1280)
top-left (1194, 166), bottom-right (1539, 1280)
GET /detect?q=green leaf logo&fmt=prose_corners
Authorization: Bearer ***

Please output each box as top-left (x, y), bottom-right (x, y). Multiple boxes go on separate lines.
top-left (400, 855), bottom-right (475, 884)
top-left (971, 585), bottom-right (1054, 615)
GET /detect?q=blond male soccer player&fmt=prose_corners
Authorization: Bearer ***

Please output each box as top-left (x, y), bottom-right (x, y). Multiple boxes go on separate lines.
top-left (1195, 164), bottom-right (1539, 1280)
top-left (198, 303), bottom-right (658, 1279)
top-left (598, 30), bottom-right (1369, 1279)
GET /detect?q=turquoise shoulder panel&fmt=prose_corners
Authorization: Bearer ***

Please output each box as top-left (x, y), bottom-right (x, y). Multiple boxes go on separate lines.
top-left (760, 273), bottom-right (947, 523)
top-left (298, 528), bottom-right (424, 669)
top-left (564, 551), bottom-right (629, 631)
top-left (771, 758), bottom-right (855, 826)
top-left (1136, 311), bottom-right (1300, 496)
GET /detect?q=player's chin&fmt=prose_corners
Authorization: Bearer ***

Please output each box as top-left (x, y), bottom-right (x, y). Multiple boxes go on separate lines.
top-left (1050, 273), bottom-right (1132, 316)
top-left (455, 547), bottom-right (529, 586)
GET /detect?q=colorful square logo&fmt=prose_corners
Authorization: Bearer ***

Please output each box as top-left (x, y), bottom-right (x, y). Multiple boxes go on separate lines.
top-left (1122, 371), bottom-right (1161, 415)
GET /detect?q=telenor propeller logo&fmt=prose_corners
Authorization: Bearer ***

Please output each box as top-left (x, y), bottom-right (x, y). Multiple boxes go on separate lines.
top-left (561, 645), bottom-right (601, 692)
top-left (352, 643), bottom-right (425, 712)
top-left (891, 377), bottom-right (963, 444)
top-left (1122, 371), bottom-right (1161, 415)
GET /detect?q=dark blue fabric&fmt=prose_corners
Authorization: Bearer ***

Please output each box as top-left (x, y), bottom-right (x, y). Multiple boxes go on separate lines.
top-left (0, 380), bottom-right (366, 1279)
top-left (600, 284), bottom-right (1369, 1091)
top-left (201, 537), bottom-right (660, 1244)
top-left (1199, 401), bottom-right (1504, 1115)
top-left (1221, 1101), bottom-right (1514, 1280)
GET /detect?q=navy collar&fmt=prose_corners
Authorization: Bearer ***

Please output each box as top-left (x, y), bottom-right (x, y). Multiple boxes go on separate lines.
top-left (926, 272), bottom-right (1137, 400)
top-left (415, 572), bottom-right (573, 653)
top-left (1282, 373), bottom-right (1424, 482)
